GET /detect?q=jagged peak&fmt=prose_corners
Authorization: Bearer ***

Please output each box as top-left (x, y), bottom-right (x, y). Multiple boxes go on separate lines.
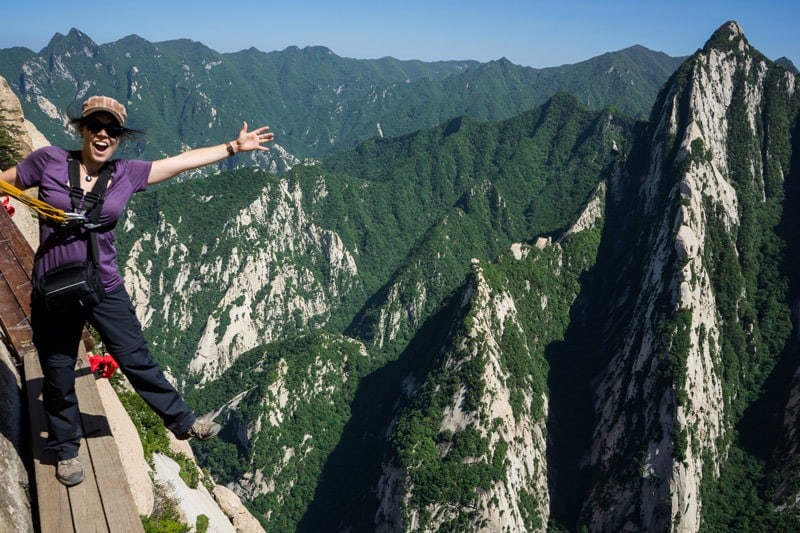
top-left (486, 57), bottom-right (514, 69)
top-left (702, 20), bottom-right (750, 56)
top-left (115, 34), bottom-right (149, 44)
top-left (280, 44), bottom-right (335, 56)
top-left (44, 28), bottom-right (98, 52)
top-left (775, 57), bottom-right (799, 74)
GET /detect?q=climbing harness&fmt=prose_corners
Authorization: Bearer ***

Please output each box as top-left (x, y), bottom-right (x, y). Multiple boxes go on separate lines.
top-left (0, 179), bottom-right (94, 226)
top-left (32, 154), bottom-right (113, 313)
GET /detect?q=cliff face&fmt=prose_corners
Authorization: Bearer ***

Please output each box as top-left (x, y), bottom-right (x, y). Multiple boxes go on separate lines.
top-left (0, 343), bottom-right (32, 532)
top-left (0, 75), bottom-right (50, 156)
top-left (375, 260), bottom-right (551, 531)
top-left (123, 174), bottom-right (360, 385)
top-left (578, 21), bottom-right (799, 531)
top-left (0, 77), bottom-right (47, 532)
top-left (0, 75), bottom-right (49, 247)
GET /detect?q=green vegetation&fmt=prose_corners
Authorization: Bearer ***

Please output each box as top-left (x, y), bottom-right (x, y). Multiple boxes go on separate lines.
top-left (115, 388), bottom-right (201, 486)
top-left (115, 388), bottom-right (171, 460)
top-left (386, 225), bottom-right (601, 527)
top-left (195, 514), bottom-right (209, 533)
top-left (141, 478), bottom-right (191, 533)
top-left (701, 448), bottom-right (800, 531)
top-left (114, 381), bottom-right (205, 531)
top-left (0, 100), bottom-right (23, 169)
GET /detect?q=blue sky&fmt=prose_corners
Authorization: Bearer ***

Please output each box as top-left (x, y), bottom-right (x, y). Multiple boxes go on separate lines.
top-left (2, 1), bottom-right (797, 68)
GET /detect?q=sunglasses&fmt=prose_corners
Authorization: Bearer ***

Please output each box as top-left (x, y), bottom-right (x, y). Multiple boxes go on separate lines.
top-left (84, 116), bottom-right (125, 138)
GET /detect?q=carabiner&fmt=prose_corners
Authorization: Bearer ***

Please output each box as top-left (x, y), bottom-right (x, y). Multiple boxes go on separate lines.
top-left (61, 212), bottom-right (89, 226)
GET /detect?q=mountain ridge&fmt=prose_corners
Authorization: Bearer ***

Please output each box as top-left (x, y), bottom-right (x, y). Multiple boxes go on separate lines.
top-left (0, 27), bottom-right (683, 166)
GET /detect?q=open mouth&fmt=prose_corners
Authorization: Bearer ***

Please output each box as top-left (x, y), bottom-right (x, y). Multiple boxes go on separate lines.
top-left (93, 141), bottom-right (110, 154)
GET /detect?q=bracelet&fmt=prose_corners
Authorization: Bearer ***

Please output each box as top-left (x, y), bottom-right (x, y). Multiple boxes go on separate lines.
top-left (225, 142), bottom-right (235, 157)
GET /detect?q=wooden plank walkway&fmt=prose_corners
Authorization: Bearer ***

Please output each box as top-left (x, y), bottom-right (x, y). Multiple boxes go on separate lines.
top-left (0, 207), bottom-right (144, 533)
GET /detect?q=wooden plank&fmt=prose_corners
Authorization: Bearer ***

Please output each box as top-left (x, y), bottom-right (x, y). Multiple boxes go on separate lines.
top-left (0, 258), bottom-right (33, 358)
top-left (65, 443), bottom-right (107, 532)
top-left (74, 348), bottom-right (145, 533)
top-left (0, 211), bottom-right (74, 531)
top-left (0, 273), bottom-right (32, 354)
top-left (0, 207), bottom-right (35, 306)
top-left (0, 208), bottom-right (35, 280)
top-left (0, 233), bottom-right (34, 355)
top-left (0, 208), bottom-right (93, 352)
top-left (22, 345), bottom-right (145, 533)
top-left (0, 212), bottom-right (35, 275)
top-left (22, 347), bottom-right (74, 533)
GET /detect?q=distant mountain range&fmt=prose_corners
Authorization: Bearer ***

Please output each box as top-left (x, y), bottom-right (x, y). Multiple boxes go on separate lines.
top-left (0, 28), bottom-right (683, 165)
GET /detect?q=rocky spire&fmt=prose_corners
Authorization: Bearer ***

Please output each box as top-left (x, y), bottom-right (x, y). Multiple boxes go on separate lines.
top-left (701, 20), bottom-right (761, 60)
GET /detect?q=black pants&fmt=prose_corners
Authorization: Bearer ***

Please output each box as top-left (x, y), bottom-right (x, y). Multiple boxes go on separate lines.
top-left (32, 285), bottom-right (195, 460)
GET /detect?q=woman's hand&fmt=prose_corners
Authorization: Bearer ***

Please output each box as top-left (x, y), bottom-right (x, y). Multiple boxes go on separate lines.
top-left (235, 122), bottom-right (275, 153)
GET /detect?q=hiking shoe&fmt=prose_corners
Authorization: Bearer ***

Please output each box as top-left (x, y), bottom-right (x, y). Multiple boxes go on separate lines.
top-left (56, 457), bottom-right (85, 487)
top-left (177, 418), bottom-right (221, 441)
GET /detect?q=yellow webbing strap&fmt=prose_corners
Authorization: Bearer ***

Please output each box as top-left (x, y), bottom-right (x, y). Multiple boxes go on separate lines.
top-left (0, 179), bottom-right (67, 224)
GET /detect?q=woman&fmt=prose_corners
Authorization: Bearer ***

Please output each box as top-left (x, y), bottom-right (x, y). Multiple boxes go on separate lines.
top-left (0, 95), bottom-right (275, 486)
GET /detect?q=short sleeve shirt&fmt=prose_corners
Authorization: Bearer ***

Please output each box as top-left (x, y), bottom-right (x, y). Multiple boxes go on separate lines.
top-left (16, 146), bottom-right (152, 293)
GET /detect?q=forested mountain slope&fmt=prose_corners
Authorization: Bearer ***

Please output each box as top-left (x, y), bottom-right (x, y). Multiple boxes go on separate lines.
top-left (106, 74), bottom-right (627, 532)
top-left (356, 21), bottom-right (800, 532)
top-left (117, 21), bottom-right (800, 532)
top-left (0, 28), bottom-right (681, 164)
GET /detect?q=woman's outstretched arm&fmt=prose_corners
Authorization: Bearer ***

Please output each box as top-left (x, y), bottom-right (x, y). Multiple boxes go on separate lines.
top-left (147, 122), bottom-right (275, 185)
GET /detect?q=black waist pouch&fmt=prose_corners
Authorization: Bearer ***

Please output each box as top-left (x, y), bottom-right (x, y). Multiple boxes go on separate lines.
top-left (34, 260), bottom-right (106, 314)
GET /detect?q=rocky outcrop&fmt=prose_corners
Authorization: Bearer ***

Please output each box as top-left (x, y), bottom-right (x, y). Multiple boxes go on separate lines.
top-left (151, 453), bottom-right (237, 532)
top-left (581, 21), bottom-right (799, 531)
top-left (213, 485), bottom-right (267, 533)
top-left (0, 75), bottom-right (46, 532)
top-left (446, 260), bottom-right (550, 530)
top-left (375, 259), bottom-right (551, 531)
top-left (161, 432), bottom-right (266, 532)
top-left (0, 76), bottom-right (49, 156)
top-left (0, 343), bottom-right (33, 532)
top-left (0, 75), bottom-right (48, 248)
top-left (378, 261), bottom-right (550, 531)
top-left (124, 176), bottom-right (359, 385)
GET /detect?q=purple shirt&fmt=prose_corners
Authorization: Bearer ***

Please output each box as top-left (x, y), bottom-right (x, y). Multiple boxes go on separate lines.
top-left (16, 146), bottom-right (152, 293)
